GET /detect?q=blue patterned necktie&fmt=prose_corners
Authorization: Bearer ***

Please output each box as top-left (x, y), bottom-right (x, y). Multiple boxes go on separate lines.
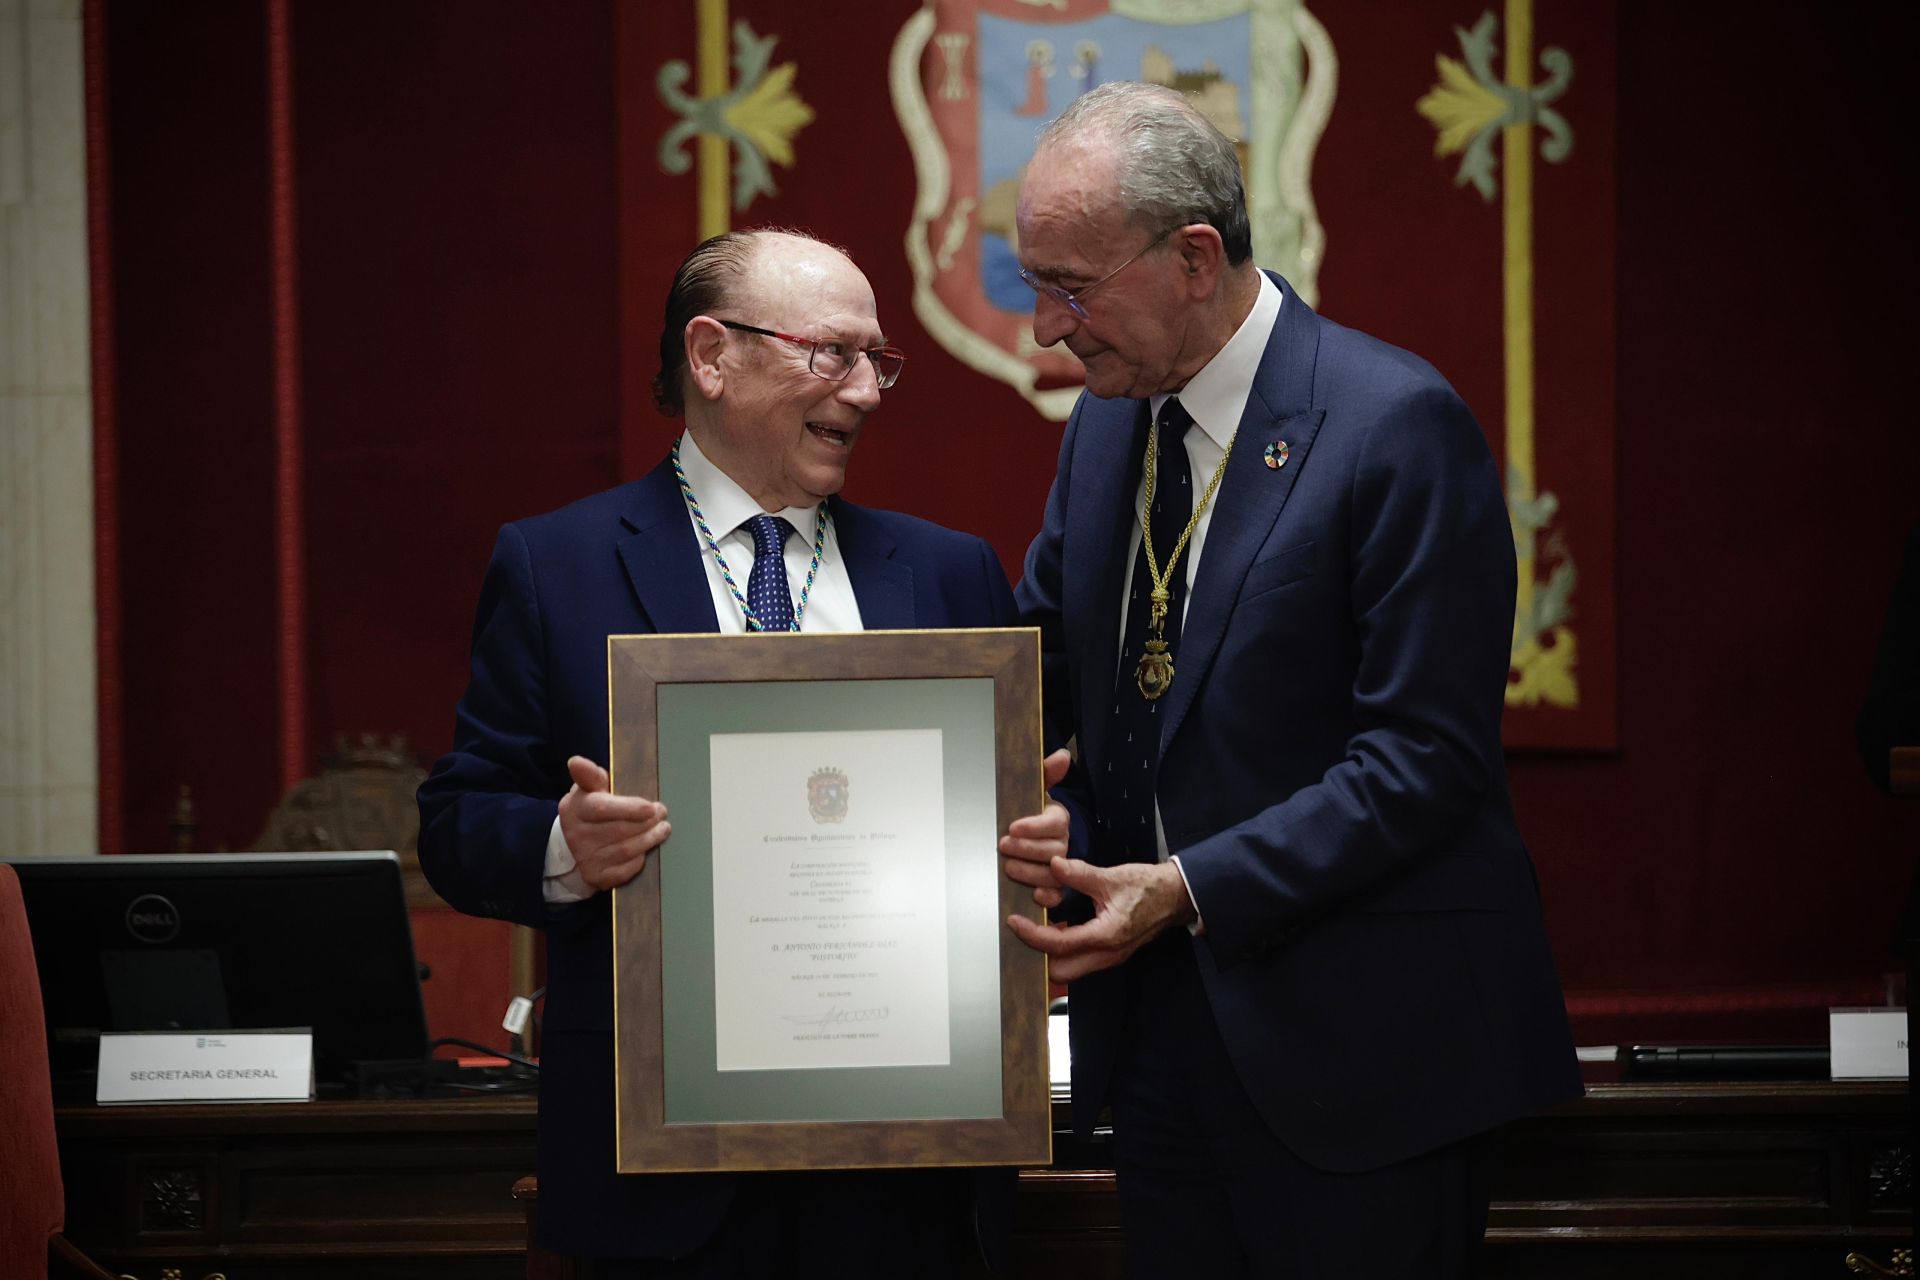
top-left (743, 514), bottom-right (795, 632)
top-left (1101, 397), bottom-right (1196, 858)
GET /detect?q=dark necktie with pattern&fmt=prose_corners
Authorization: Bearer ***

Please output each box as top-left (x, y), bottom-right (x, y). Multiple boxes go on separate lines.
top-left (1100, 397), bottom-right (1196, 859)
top-left (743, 513), bottom-right (795, 632)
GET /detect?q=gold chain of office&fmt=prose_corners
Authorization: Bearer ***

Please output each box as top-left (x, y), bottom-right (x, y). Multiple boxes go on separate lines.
top-left (1136, 413), bottom-right (1236, 700)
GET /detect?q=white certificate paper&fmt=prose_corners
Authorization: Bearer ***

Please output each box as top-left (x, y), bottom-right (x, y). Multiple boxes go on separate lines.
top-left (709, 728), bottom-right (951, 1072)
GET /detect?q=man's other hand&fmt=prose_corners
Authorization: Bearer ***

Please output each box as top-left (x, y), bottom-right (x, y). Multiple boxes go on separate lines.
top-left (1006, 858), bottom-right (1196, 982)
top-left (558, 755), bottom-right (670, 891)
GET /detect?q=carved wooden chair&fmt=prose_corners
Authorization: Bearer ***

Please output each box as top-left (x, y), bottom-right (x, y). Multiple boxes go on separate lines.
top-left (250, 732), bottom-right (435, 904)
top-left (245, 729), bottom-right (541, 1012)
top-left (1848, 1247), bottom-right (1915, 1277)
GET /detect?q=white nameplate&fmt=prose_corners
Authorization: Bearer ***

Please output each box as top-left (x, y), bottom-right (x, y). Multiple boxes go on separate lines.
top-left (1829, 1008), bottom-right (1908, 1080)
top-left (96, 1030), bottom-right (315, 1103)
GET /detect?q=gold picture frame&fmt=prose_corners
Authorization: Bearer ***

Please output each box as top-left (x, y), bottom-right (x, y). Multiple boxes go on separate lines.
top-left (608, 628), bottom-right (1050, 1172)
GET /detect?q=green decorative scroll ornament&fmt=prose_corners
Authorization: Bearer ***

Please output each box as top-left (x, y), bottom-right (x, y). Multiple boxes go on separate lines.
top-left (1506, 478), bottom-right (1578, 708)
top-left (1416, 10), bottom-right (1571, 202)
top-left (1418, 3), bottom-right (1580, 711)
top-left (659, 20), bottom-right (815, 222)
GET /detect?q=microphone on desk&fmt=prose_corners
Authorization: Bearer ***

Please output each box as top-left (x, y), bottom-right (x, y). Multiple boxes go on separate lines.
top-left (1626, 1044), bottom-right (1829, 1076)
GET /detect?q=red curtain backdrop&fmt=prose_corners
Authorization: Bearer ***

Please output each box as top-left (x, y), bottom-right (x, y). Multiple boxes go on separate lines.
top-left (94, 1), bottom-right (1920, 1049)
top-left (619, 0), bottom-right (1617, 747)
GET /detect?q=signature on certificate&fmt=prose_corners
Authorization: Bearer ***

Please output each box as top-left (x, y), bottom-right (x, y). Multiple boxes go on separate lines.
top-left (780, 1005), bottom-right (892, 1029)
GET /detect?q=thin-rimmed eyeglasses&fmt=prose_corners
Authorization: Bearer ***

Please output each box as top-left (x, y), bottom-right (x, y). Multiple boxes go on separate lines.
top-left (719, 321), bottom-right (905, 390)
top-left (1015, 227), bottom-right (1175, 320)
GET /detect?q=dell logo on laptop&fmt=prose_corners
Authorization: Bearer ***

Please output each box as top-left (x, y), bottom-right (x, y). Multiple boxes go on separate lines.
top-left (125, 894), bottom-right (181, 943)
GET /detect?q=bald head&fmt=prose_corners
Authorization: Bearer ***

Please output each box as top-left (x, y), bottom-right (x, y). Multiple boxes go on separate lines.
top-left (653, 229), bottom-right (860, 416)
top-left (663, 229), bottom-right (886, 512)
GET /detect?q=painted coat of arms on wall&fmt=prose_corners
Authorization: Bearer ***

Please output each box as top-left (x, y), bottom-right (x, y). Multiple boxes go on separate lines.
top-left (890, 0), bottom-right (1337, 420)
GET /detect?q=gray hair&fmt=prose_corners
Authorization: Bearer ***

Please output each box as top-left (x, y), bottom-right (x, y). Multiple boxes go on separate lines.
top-left (1038, 81), bottom-right (1252, 266)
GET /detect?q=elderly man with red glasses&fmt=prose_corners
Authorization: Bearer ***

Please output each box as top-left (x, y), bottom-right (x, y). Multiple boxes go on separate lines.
top-left (419, 229), bottom-right (1040, 1276)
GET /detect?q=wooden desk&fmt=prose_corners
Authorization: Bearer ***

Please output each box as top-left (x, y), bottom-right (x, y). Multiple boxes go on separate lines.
top-left (1491, 1075), bottom-right (1911, 1277)
top-left (1020, 1073), bottom-right (1914, 1278)
top-left (57, 1094), bottom-right (538, 1280)
top-left (58, 1074), bottom-right (1911, 1279)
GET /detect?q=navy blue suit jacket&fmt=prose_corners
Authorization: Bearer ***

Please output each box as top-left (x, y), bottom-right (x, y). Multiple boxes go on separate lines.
top-left (418, 453), bottom-right (1018, 1261)
top-left (1017, 275), bottom-right (1581, 1172)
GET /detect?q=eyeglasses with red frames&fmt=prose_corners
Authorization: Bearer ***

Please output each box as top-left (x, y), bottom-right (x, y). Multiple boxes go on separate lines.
top-left (719, 321), bottom-right (906, 390)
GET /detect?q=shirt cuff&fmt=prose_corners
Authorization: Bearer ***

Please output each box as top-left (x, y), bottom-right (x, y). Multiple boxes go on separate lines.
top-left (542, 815), bottom-right (593, 905)
top-left (1168, 854), bottom-right (1205, 936)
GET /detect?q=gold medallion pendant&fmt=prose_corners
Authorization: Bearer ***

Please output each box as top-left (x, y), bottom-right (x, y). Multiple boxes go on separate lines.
top-left (1133, 405), bottom-right (1237, 701)
top-left (1136, 640), bottom-right (1175, 700)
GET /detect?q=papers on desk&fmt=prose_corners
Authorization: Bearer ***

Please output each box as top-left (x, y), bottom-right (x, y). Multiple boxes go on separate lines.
top-left (1049, 1012), bottom-right (1070, 1087)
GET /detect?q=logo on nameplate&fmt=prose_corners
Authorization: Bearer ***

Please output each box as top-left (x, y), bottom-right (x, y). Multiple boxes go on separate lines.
top-left (808, 767), bottom-right (850, 824)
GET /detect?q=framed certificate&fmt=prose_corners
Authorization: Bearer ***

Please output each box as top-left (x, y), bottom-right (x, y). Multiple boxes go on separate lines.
top-left (608, 628), bottom-right (1051, 1172)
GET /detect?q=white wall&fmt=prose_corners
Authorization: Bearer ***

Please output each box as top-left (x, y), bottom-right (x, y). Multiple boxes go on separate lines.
top-left (0, 0), bottom-right (96, 855)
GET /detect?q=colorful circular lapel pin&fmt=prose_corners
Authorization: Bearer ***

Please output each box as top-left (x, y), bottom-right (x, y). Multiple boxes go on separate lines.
top-left (1264, 440), bottom-right (1290, 470)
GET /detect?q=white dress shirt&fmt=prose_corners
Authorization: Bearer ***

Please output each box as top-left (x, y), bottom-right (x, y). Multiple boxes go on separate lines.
top-left (1119, 273), bottom-right (1284, 915)
top-left (542, 429), bottom-right (865, 903)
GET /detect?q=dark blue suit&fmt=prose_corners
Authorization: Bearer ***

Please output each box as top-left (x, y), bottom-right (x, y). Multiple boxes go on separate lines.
top-left (1017, 275), bottom-right (1580, 1191)
top-left (418, 453), bottom-right (1018, 1264)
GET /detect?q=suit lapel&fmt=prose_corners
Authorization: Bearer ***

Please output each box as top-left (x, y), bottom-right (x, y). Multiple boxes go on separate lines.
top-left (1069, 399), bottom-right (1151, 773)
top-left (1161, 277), bottom-right (1325, 754)
top-left (831, 499), bottom-right (916, 630)
top-left (615, 457), bottom-right (722, 635)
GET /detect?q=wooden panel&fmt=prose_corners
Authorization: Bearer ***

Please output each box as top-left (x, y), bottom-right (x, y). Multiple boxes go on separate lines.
top-left (58, 1099), bottom-right (535, 1280)
top-left (1005, 1077), bottom-right (1912, 1278)
top-left (56, 1077), bottom-right (1912, 1278)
